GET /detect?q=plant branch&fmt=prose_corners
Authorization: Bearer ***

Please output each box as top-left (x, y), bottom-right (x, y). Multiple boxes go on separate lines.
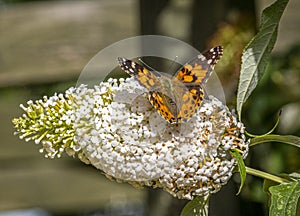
top-left (245, 167), bottom-right (289, 184)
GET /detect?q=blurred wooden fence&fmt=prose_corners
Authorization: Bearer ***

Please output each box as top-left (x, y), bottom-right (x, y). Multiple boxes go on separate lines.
top-left (0, 0), bottom-right (143, 213)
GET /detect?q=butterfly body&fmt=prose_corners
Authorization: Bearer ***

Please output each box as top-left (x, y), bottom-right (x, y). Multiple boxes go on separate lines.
top-left (118, 46), bottom-right (223, 124)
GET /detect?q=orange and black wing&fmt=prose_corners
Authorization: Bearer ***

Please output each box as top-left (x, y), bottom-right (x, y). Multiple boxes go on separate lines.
top-left (174, 46), bottom-right (223, 85)
top-left (172, 46), bottom-right (223, 122)
top-left (173, 82), bottom-right (204, 122)
top-left (118, 57), bottom-right (177, 122)
top-left (118, 57), bottom-right (161, 90)
top-left (148, 91), bottom-right (177, 123)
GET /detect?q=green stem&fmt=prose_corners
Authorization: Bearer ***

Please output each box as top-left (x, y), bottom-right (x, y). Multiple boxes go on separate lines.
top-left (249, 134), bottom-right (300, 147)
top-left (246, 167), bottom-right (289, 184)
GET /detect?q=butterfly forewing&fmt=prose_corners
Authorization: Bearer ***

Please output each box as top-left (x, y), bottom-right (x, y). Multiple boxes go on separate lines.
top-left (118, 57), bottom-right (161, 90)
top-left (174, 46), bottom-right (223, 85)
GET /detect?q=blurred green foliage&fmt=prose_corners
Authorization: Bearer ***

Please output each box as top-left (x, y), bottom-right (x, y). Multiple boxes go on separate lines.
top-left (241, 44), bottom-right (300, 214)
top-left (245, 45), bottom-right (300, 134)
top-left (208, 8), bottom-right (300, 215)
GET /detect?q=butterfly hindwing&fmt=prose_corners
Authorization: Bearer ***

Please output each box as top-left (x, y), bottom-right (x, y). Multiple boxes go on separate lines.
top-left (172, 81), bottom-right (204, 122)
top-left (148, 91), bottom-right (177, 123)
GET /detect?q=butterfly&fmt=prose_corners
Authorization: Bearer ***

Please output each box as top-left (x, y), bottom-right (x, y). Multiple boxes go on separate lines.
top-left (118, 46), bottom-right (223, 124)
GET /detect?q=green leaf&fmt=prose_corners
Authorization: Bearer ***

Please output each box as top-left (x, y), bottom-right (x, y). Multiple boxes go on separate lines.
top-left (250, 134), bottom-right (300, 148)
top-left (180, 195), bottom-right (210, 216)
top-left (263, 172), bottom-right (299, 195)
top-left (269, 180), bottom-right (300, 216)
top-left (236, 0), bottom-right (289, 120)
top-left (264, 178), bottom-right (278, 196)
top-left (230, 150), bottom-right (246, 195)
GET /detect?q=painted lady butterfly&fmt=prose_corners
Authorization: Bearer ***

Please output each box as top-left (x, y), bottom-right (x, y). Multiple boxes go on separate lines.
top-left (118, 46), bottom-right (223, 124)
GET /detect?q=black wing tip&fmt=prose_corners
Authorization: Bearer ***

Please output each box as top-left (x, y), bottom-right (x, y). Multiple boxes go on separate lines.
top-left (117, 57), bottom-right (128, 65)
top-left (212, 46), bottom-right (223, 56)
top-left (202, 46), bottom-right (223, 64)
top-left (117, 57), bottom-right (132, 71)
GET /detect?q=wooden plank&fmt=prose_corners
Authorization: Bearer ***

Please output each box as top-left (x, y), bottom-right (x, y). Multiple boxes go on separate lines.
top-left (0, 88), bottom-right (144, 212)
top-left (0, 0), bottom-right (137, 87)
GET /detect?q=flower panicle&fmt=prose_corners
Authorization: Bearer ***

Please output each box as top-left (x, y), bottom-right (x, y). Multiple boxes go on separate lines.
top-left (12, 77), bottom-right (249, 200)
top-left (12, 90), bottom-right (78, 159)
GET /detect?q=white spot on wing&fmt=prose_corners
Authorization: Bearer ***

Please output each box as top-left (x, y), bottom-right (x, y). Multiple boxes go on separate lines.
top-left (198, 55), bottom-right (206, 61)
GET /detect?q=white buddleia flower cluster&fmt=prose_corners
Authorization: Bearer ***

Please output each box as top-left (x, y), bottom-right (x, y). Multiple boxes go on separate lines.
top-left (12, 92), bottom-right (76, 158)
top-left (13, 77), bottom-right (249, 200)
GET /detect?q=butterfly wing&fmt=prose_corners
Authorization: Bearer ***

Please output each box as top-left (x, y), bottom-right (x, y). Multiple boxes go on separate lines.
top-left (172, 46), bottom-right (223, 122)
top-left (118, 57), bottom-right (162, 90)
top-left (172, 82), bottom-right (204, 122)
top-left (148, 91), bottom-right (177, 123)
top-left (174, 46), bottom-right (223, 85)
top-left (118, 57), bottom-right (178, 122)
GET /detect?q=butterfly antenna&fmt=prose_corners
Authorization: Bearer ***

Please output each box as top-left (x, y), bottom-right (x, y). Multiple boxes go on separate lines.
top-left (138, 58), bottom-right (156, 71)
top-left (168, 55), bottom-right (179, 72)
